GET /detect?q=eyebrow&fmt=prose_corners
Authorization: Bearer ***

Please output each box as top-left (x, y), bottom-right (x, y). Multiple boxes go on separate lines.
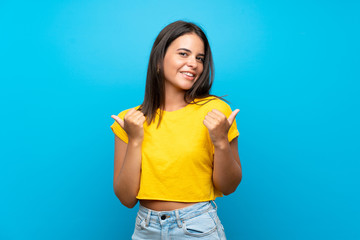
top-left (176, 48), bottom-right (205, 57)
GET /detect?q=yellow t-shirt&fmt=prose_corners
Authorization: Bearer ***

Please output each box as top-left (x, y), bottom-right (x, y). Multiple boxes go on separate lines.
top-left (110, 96), bottom-right (239, 202)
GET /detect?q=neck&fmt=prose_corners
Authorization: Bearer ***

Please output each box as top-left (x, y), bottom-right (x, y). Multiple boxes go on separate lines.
top-left (163, 85), bottom-right (188, 112)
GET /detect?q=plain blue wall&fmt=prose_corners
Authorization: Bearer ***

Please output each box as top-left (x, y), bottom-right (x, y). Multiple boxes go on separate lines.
top-left (1, 0), bottom-right (359, 239)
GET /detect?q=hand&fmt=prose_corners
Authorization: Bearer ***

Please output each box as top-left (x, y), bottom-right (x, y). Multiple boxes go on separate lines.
top-left (111, 108), bottom-right (146, 143)
top-left (203, 109), bottom-right (240, 147)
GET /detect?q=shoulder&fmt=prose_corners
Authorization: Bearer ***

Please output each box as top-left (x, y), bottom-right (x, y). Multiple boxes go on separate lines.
top-left (194, 96), bottom-right (232, 113)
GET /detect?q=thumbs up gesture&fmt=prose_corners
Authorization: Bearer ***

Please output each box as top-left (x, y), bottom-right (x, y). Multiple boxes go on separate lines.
top-left (111, 108), bottom-right (146, 143)
top-left (203, 109), bottom-right (240, 147)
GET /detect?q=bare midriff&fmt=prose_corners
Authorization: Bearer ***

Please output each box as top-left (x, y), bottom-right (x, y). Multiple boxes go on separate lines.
top-left (139, 199), bottom-right (199, 211)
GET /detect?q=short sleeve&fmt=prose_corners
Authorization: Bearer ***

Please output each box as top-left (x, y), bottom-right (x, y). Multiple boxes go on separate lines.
top-left (205, 98), bottom-right (240, 155)
top-left (222, 103), bottom-right (240, 143)
top-left (110, 109), bottom-right (129, 144)
top-left (205, 98), bottom-right (240, 142)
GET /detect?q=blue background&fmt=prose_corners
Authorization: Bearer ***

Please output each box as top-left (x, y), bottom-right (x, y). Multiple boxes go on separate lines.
top-left (1, 0), bottom-right (359, 239)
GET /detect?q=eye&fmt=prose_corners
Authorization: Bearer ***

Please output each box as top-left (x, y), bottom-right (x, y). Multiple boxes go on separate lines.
top-left (179, 52), bottom-right (204, 63)
top-left (197, 57), bottom-right (205, 63)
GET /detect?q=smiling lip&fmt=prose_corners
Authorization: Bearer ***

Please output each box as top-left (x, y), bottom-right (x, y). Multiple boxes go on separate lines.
top-left (180, 72), bottom-right (195, 80)
top-left (180, 71), bottom-right (196, 76)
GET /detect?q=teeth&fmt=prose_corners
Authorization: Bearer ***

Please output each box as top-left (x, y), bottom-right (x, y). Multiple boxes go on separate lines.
top-left (182, 72), bottom-right (194, 77)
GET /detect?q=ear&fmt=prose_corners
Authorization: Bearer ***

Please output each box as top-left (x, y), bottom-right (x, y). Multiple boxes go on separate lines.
top-left (157, 61), bottom-right (162, 69)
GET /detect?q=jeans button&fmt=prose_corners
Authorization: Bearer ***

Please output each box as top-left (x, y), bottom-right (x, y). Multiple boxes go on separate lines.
top-left (161, 215), bottom-right (166, 220)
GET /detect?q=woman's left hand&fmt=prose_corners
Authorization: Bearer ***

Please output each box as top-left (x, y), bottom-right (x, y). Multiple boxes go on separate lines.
top-left (203, 109), bottom-right (240, 148)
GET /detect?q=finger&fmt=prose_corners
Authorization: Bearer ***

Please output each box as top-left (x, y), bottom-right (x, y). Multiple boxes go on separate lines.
top-left (134, 110), bottom-right (145, 118)
top-left (128, 108), bottom-right (143, 118)
top-left (125, 108), bottom-right (137, 117)
top-left (139, 116), bottom-right (146, 124)
top-left (205, 114), bottom-right (217, 123)
top-left (211, 109), bottom-right (225, 117)
top-left (203, 118), bottom-right (211, 129)
top-left (125, 109), bottom-right (141, 122)
top-left (135, 114), bottom-right (146, 124)
top-left (111, 115), bottom-right (124, 129)
top-left (207, 111), bottom-right (222, 121)
top-left (227, 109), bottom-right (240, 126)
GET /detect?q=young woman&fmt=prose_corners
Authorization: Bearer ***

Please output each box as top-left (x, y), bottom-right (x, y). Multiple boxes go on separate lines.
top-left (110, 20), bottom-right (242, 239)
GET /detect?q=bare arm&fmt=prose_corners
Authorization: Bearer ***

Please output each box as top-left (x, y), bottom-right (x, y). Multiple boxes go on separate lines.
top-left (113, 136), bottom-right (142, 208)
top-left (212, 137), bottom-right (242, 195)
top-left (112, 109), bottom-right (145, 208)
top-left (203, 108), bottom-right (242, 195)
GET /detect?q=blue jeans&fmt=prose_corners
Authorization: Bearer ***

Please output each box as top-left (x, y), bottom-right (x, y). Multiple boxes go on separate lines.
top-left (131, 200), bottom-right (227, 239)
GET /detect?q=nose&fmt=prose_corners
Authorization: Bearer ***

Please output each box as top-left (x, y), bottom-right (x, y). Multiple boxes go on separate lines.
top-left (186, 56), bottom-right (198, 68)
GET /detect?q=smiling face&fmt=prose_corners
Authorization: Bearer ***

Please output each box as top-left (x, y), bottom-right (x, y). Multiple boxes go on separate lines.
top-left (162, 33), bottom-right (205, 94)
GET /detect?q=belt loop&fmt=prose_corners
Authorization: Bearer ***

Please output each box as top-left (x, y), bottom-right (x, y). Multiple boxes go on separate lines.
top-left (175, 210), bottom-right (182, 228)
top-left (146, 209), bottom-right (151, 227)
top-left (211, 200), bottom-right (218, 210)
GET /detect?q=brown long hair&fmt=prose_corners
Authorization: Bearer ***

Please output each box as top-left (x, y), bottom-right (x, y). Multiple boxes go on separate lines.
top-left (138, 20), bottom-right (228, 127)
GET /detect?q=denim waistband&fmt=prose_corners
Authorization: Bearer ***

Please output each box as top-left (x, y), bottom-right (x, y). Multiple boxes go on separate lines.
top-left (137, 200), bottom-right (217, 228)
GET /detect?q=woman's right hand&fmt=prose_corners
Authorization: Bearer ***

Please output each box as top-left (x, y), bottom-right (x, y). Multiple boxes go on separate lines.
top-left (111, 108), bottom-right (146, 143)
